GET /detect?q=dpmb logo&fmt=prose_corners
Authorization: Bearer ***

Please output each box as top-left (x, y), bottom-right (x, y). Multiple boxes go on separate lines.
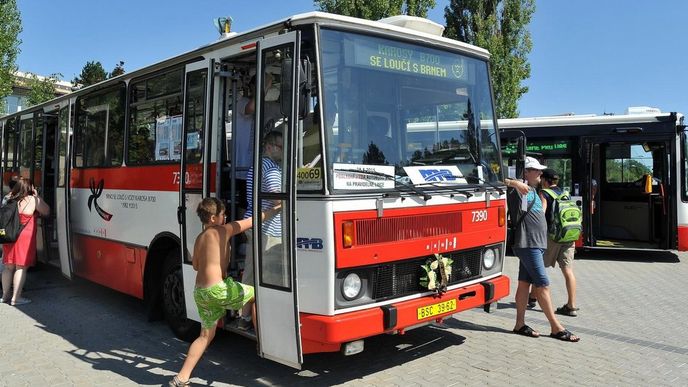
top-left (419, 169), bottom-right (457, 182)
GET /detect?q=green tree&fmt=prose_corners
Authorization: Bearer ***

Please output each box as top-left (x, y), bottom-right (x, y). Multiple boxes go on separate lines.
top-left (26, 72), bottom-right (63, 107)
top-left (72, 61), bottom-right (108, 87)
top-left (0, 0), bottom-right (22, 113)
top-left (315, 0), bottom-right (436, 19)
top-left (110, 61), bottom-right (125, 78)
top-left (444, 0), bottom-right (535, 118)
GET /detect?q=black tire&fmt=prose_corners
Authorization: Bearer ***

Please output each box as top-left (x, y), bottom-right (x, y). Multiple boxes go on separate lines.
top-left (162, 253), bottom-right (200, 342)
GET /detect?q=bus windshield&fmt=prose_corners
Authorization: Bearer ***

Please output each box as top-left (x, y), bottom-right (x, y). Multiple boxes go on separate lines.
top-left (320, 28), bottom-right (500, 192)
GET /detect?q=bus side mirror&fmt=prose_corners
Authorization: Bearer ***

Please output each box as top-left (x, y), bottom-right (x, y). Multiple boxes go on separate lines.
top-left (298, 58), bottom-right (311, 120)
top-left (280, 58), bottom-right (293, 118)
top-left (516, 136), bottom-right (527, 178)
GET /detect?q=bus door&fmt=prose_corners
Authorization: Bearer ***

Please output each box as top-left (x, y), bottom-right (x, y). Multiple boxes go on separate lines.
top-left (253, 32), bottom-right (302, 369)
top-left (39, 107), bottom-right (60, 266)
top-left (55, 101), bottom-right (73, 278)
top-left (179, 59), bottom-right (214, 323)
top-left (583, 136), bottom-right (670, 249)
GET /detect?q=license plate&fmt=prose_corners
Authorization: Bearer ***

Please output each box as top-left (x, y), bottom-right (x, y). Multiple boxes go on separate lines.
top-left (417, 299), bottom-right (457, 320)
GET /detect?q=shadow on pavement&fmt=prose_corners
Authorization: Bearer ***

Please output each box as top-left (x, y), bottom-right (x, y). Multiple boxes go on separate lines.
top-left (16, 264), bottom-right (470, 386)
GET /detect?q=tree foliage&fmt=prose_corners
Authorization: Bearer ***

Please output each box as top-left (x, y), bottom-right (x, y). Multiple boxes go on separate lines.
top-left (72, 61), bottom-right (108, 87)
top-left (444, 0), bottom-right (535, 118)
top-left (0, 0), bottom-right (22, 113)
top-left (315, 0), bottom-right (436, 19)
top-left (110, 61), bottom-right (125, 78)
top-left (26, 73), bottom-right (63, 107)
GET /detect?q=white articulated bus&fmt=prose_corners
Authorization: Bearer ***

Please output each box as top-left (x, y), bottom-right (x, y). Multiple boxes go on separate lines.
top-left (0, 12), bottom-right (511, 368)
top-left (500, 110), bottom-right (687, 251)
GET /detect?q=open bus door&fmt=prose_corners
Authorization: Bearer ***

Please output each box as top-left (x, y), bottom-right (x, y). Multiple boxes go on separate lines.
top-left (253, 32), bottom-right (302, 369)
top-left (55, 101), bottom-right (73, 278)
top-left (177, 59), bottom-right (214, 332)
top-left (39, 105), bottom-right (61, 269)
top-left (583, 136), bottom-right (671, 249)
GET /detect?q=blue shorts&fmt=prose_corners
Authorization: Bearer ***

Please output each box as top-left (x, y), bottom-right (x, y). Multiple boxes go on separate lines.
top-left (513, 247), bottom-right (550, 287)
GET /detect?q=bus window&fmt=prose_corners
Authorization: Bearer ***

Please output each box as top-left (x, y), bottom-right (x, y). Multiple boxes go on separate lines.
top-left (605, 144), bottom-right (653, 183)
top-left (74, 83), bottom-right (126, 168)
top-left (128, 67), bottom-right (184, 165)
top-left (19, 118), bottom-right (33, 177)
top-left (183, 70), bottom-right (207, 166)
top-left (543, 158), bottom-right (572, 192)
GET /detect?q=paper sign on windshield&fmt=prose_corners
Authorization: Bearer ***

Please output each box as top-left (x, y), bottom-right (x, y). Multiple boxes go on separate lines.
top-left (403, 165), bottom-right (466, 185)
top-left (333, 163), bottom-right (395, 190)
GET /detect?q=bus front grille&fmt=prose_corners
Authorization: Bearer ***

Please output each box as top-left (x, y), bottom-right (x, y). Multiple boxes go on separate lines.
top-left (372, 248), bottom-right (483, 301)
top-left (355, 212), bottom-right (462, 246)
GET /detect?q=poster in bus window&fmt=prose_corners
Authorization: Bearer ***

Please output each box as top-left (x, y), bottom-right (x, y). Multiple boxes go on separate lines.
top-left (170, 115), bottom-right (182, 160)
top-left (155, 117), bottom-right (171, 161)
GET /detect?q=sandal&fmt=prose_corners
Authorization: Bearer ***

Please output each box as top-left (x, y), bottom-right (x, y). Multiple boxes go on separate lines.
top-left (550, 329), bottom-right (580, 342)
top-left (169, 375), bottom-right (190, 386)
top-left (555, 304), bottom-right (578, 316)
top-left (512, 324), bottom-right (540, 338)
top-left (11, 298), bottom-right (31, 306)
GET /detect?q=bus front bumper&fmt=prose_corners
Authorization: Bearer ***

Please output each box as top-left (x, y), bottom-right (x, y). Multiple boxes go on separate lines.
top-left (300, 274), bottom-right (510, 354)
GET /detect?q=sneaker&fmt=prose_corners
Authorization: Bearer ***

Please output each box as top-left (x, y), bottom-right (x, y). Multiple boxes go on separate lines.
top-left (11, 298), bottom-right (31, 306)
top-left (527, 298), bottom-right (537, 308)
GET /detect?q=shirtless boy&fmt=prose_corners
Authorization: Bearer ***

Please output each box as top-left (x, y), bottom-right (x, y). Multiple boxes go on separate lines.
top-left (170, 197), bottom-right (279, 386)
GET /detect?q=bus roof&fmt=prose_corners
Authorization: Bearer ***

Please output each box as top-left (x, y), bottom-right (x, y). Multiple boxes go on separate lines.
top-left (498, 111), bottom-right (684, 129)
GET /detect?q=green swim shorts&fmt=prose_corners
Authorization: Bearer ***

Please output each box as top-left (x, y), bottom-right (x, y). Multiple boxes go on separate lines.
top-left (193, 277), bottom-right (255, 329)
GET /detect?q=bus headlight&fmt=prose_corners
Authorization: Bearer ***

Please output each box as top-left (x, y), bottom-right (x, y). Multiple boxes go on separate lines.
top-left (342, 273), bottom-right (362, 300)
top-left (483, 248), bottom-right (496, 270)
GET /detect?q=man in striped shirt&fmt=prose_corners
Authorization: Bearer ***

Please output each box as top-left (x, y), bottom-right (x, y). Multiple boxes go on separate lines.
top-left (240, 131), bottom-right (283, 325)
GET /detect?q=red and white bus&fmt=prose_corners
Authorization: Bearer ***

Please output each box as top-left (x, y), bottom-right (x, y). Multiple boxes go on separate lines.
top-left (1, 12), bottom-right (510, 368)
top-left (500, 109), bottom-right (687, 251)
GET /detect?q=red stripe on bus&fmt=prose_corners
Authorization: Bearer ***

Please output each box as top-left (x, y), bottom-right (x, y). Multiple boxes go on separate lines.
top-left (299, 274), bottom-right (510, 354)
top-left (333, 201), bottom-right (506, 269)
top-left (69, 163), bottom-right (216, 191)
top-left (71, 234), bottom-right (146, 299)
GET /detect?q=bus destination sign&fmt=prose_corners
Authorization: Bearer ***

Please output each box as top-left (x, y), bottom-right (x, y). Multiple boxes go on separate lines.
top-left (354, 39), bottom-right (467, 81)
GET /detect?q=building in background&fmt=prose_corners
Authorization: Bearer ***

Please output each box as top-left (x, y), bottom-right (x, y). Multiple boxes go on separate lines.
top-left (2, 71), bottom-right (73, 115)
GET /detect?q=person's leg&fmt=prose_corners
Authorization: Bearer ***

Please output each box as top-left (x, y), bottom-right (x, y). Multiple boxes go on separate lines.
top-left (512, 248), bottom-right (537, 335)
top-left (240, 230), bottom-right (254, 318)
top-left (559, 244), bottom-right (577, 310)
top-left (12, 265), bottom-right (28, 302)
top-left (176, 326), bottom-right (217, 382)
top-left (1, 264), bottom-right (14, 302)
top-left (514, 280), bottom-right (531, 331)
top-left (561, 266), bottom-right (577, 309)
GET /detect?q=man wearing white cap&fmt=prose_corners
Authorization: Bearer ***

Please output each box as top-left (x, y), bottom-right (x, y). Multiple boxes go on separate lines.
top-left (505, 156), bottom-right (580, 342)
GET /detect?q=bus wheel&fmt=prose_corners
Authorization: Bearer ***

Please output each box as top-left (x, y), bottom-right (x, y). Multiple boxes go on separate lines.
top-left (162, 257), bottom-right (200, 342)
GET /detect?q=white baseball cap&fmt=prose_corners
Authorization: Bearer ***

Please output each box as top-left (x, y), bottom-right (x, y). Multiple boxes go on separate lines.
top-left (524, 156), bottom-right (547, 170)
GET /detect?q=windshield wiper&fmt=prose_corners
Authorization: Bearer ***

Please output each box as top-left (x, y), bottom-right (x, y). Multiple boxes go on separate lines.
top-left (335, 168), bottom-right (432, 201)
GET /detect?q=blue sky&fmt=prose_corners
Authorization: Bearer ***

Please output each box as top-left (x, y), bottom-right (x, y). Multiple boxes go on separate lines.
top-left (15, 0), bottom-right (688, 117)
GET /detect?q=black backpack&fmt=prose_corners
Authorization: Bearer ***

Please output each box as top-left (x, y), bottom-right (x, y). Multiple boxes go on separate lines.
top-left (0, 199), bottom-right (28, 244)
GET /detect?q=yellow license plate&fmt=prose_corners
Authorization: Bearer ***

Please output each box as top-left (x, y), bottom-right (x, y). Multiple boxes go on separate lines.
top-left (417, 299), bottom-right (457, 320)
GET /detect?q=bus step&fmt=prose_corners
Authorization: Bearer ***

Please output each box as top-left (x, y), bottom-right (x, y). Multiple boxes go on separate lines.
top-left (224, 318), bottom-right (256, 340)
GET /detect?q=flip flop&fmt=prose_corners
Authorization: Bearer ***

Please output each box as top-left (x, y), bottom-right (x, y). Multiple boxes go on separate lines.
top-left (11, 298), bottom-right (31, 306)
top-left (550, 329), bottom-right (580, 342)
top-left (555, 304), bottom-right (578, 316)
top-left (513, 324), bottom-right (540, 338)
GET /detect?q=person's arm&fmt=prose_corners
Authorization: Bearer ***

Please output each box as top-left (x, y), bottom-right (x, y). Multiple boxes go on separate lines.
top-left (33, 194), bottom-right (50, 216)
top-left (538, 190), bottom-right (548, 213)
top-left (505, 178), bottom-right (530, 195)
top-left (224, 204), bottom-right (281, 236)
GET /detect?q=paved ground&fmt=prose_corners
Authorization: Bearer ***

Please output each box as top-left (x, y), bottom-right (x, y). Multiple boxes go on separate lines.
top-left (1, 249), bottom-right (687, 386)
